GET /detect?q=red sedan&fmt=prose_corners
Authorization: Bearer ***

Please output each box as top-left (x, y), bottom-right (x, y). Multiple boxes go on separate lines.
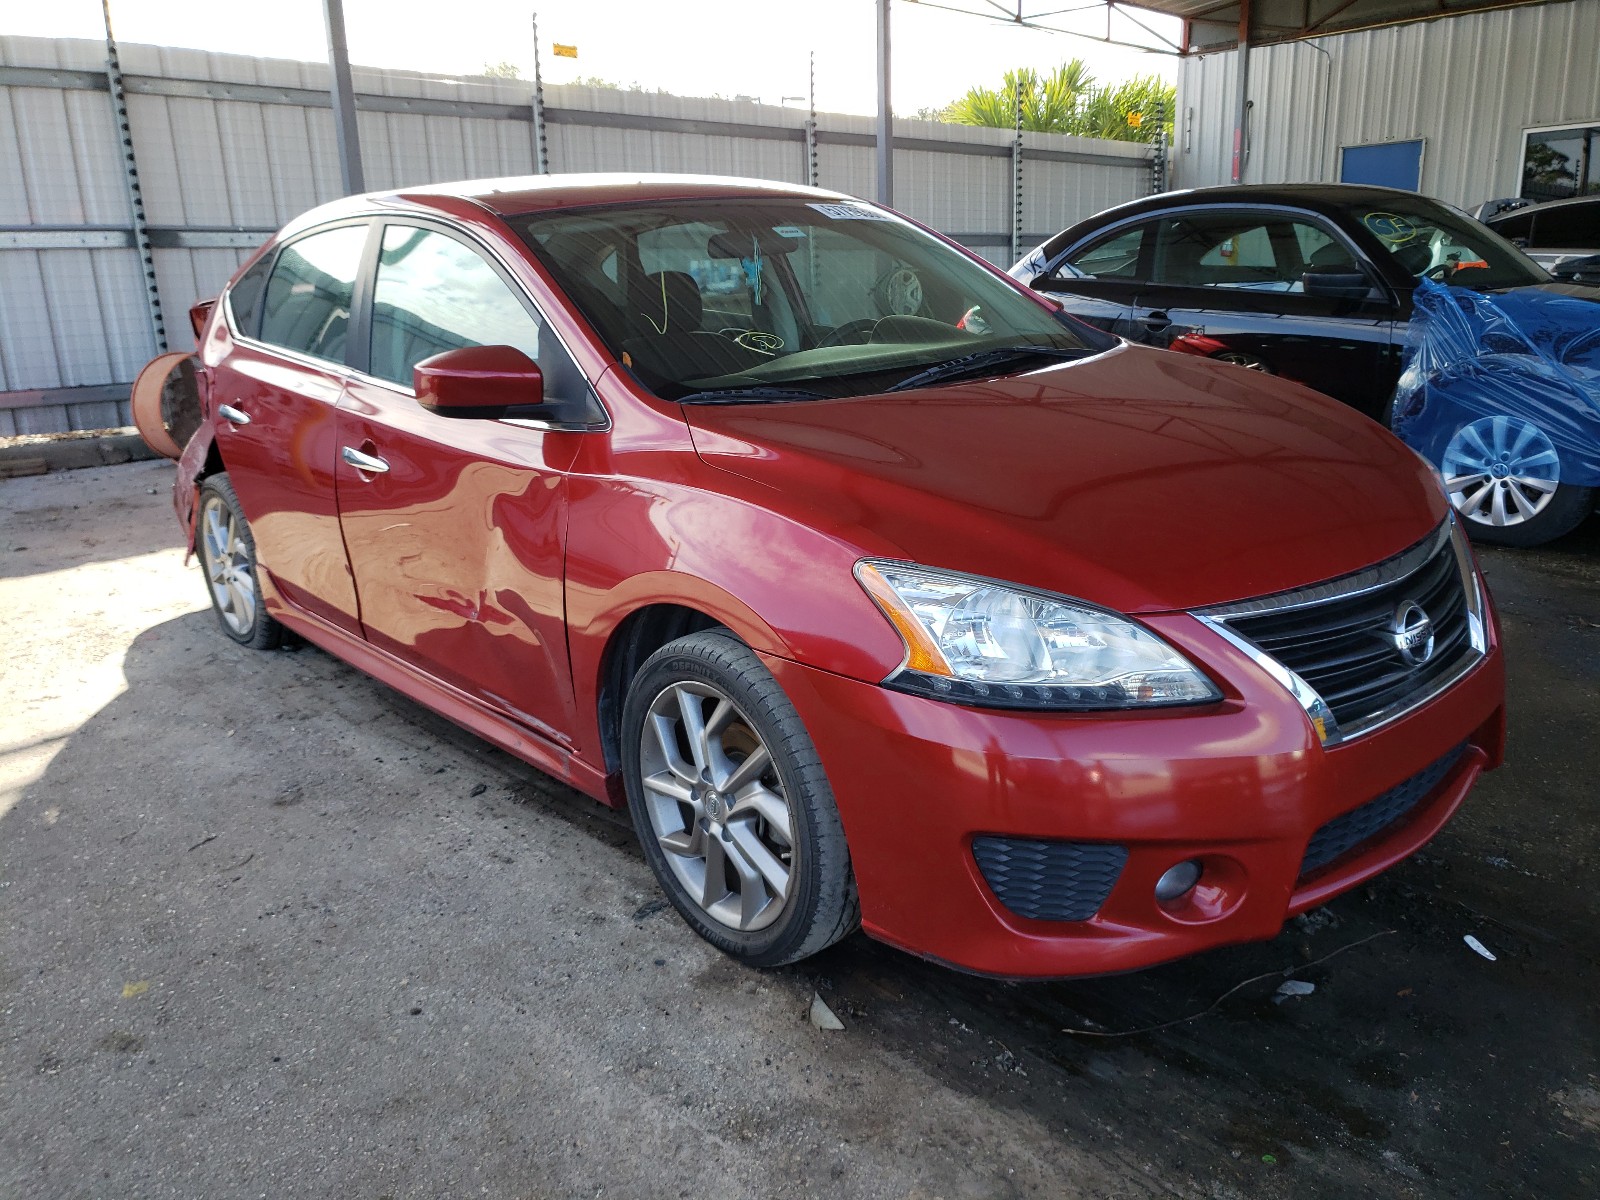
top-left (133, 175), bottom-right (1505, 978)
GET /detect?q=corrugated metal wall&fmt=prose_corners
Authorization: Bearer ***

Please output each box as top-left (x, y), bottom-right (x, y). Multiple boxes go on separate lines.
top-left (0, 35), bottom-right (1153, 435)
top-left (1174, 0), bottom-right (1600, 206)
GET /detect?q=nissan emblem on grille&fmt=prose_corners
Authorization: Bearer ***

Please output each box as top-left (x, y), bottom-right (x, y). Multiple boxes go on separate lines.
top-left (1390, 600), bottom-right (1436, 666)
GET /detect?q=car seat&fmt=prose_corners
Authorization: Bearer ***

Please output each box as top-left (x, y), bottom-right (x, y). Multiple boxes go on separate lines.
top-left (620, 271), bottom-right (766, 383)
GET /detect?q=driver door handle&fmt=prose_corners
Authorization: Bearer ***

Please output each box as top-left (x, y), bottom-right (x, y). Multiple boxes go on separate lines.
top-left (341, 445), bottom-right (390, 474)
top-left (217, 403), bottom-right (251, 425)
top-left (1138, 310), bottom-right (1172, 332)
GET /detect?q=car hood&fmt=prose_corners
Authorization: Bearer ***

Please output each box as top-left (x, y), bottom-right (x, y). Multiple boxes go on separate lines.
top-left (1494, 280), bottom-right (1600, 304)
top-left (684, 344), bottom-right (1449, 614)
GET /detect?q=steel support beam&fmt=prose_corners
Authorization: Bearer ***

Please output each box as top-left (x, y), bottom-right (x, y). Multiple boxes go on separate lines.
top-left (1230, 0), bottom-right (1251, 182)
top-left (322, 0), bottom-right (365, 195)
top-left (875, 0), bottom-right (894, 207)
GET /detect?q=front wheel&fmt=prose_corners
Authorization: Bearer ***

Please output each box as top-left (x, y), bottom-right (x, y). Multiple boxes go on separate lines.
top-left (1441, 415), bottom-right (1594, 547)
top-left (622, 630), bottom-right (858, 967)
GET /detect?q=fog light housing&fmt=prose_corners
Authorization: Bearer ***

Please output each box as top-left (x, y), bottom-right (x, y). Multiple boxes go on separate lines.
top-left (1155, 860), bottom-right (1203, 904)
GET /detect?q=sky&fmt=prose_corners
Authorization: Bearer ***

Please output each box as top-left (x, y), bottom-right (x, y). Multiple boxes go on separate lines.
top-left (10, 0), bottom-right (1179, 116)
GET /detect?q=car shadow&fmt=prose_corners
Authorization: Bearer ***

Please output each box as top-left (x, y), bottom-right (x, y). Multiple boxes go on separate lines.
top-left (5, 592), bottom-right (1597, 1199)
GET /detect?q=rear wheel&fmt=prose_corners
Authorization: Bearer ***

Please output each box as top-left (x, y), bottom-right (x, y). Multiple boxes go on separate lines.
top-left (622, 630), bottom-right (857, 967)
top-left (196, 473), bottom-right (282, 649)
top-left (1441, 415), bottom-right (1594, 547)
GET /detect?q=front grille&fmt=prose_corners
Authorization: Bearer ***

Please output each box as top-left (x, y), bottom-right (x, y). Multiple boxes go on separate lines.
top-left (1301, 744), bottom-right (1465, 876)
top-left (1206, 525), bottom-right (1480, 739)
top-left (972, 837), bottom-right (1127, 922)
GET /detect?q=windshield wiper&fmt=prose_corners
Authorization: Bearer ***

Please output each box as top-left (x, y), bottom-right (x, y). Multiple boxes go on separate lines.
top-left (887, 345), bottom-right (1089, 393)
top-left (676, 386), bottom-right (828, 405)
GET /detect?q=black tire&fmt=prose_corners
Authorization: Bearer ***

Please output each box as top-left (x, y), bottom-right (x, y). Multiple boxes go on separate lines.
top-left (622, 630), bottom-right (858, 967)
top-left (196, 473), bottom-right (283, 650)
top-left (1459, 482), bottom-right (1595, 548)
top-left (1382, 403), bottom-right (1596, 548)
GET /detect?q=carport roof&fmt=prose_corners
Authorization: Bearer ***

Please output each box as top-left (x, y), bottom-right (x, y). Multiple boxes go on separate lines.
top-left (1126, 0), bottom-right (1556, 52)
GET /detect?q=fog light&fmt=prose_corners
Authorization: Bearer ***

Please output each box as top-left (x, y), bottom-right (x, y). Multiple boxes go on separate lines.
top-left (1155, 860), bottom-right (1203, 904)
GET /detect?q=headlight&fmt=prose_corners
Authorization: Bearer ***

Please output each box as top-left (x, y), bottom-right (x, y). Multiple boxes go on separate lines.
top-left (855, 561), bottom-right (1222, 710)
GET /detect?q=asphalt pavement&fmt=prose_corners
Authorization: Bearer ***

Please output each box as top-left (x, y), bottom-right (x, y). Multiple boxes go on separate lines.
top-left (2, 459), bottom-right (1597, 1199)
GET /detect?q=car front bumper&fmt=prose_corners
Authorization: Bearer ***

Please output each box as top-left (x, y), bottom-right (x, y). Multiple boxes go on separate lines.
top-left (760, 610), bottom-right (1505, 979)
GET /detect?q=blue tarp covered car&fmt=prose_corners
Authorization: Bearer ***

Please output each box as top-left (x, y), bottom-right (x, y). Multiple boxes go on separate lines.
top-left (1392, 279), bottom-right (1600, 547)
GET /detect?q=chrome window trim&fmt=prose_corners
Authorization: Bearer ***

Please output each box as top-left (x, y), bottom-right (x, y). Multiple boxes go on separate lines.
top-left (1045, 201), bottom-right (1394, 302)
top-left (1194, 516), bottom-right (1487, 747)
top-left (219, 217), bottom-right (373, 370)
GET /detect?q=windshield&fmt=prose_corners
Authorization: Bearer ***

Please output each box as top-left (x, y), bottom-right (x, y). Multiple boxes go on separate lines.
top-left (512, 198), bottom-right (1107, 401)
top-left (1337, 198), bottom-right (1549, 290)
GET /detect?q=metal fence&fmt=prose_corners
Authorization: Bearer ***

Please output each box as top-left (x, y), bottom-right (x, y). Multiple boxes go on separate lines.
top-left (0, 34), bottom-right (1154, 435)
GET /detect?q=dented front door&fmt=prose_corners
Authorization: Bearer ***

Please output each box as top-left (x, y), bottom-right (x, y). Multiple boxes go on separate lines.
top-left (335, 379), bottom-right (582, 745)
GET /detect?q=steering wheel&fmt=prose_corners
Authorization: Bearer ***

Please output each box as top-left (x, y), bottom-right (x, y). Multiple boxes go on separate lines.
top-left (815, 318), bottom-right (880, 349)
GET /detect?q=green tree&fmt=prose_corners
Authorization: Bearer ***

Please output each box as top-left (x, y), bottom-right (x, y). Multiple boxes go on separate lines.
top-left (1072, 75), bottom-right (1176, 142)
top-left (479, 60), bottom-right (523, 79)
top-left (942, 61), bottom-right (1094, 133)
top-left (937, 61), bottom-right (1174, 144)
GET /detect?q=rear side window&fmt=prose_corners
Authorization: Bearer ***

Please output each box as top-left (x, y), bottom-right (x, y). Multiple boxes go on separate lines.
top-left (227, 252), bottom-right (273, 338)
top-left (1491, 210), bottom-right (1533, 243)
top-left (1531, 204), bottom-right (1600, 249)
top-left (258, 224), bottom-right (369, 363)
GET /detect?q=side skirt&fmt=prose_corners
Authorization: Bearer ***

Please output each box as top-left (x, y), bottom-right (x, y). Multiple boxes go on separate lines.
top-left (267, 590), bottom-right (615, 808)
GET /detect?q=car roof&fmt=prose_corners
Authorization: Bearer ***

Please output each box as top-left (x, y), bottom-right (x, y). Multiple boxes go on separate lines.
top-left (1081, 182), bottom-right (1439, 225)
top-left (268, 174), bottom-right (862, 243)
top-left (401, 173), bottom-right (851, 216)
top-left (1488, 193), bottom-right (1600, 219)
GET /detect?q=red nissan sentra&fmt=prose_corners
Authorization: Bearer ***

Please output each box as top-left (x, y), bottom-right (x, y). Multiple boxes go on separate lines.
top-left (132, 175), bottom-right (1505, 978)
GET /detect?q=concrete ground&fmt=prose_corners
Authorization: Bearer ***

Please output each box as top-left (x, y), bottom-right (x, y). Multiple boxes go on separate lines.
top-left (2, 459), bottom-right (1597, 1200)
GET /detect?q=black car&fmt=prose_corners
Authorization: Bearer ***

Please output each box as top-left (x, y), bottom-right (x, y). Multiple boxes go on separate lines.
top-left (1011, 184), bottom-right (1600, 546)
top-left (1484, 193), bottom-right (1600, 283)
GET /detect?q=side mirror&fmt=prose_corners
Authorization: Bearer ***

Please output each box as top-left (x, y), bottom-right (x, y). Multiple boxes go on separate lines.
top-left (1302, 271), bottom-right (1380, 302)
top-left (414, 345), bottom-right (545, 419)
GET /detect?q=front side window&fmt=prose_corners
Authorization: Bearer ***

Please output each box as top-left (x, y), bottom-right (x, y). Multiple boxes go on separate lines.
top-left (514, 198), bottom-right (1108, 401)
top-left (369, 227), bottom-right (541, 386)
top-left (1144, 211), bottom-right (1372, 293)
top-left (258, 224), bottom-right (368, 362)
top-left (1062, 224), bottom-right (1147, 281)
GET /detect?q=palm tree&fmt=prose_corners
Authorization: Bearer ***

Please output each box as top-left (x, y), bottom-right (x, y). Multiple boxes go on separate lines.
top-left (939, 61), bottom-right (1174, 143)
top-left (943, 61), bottom-right (1096, 134)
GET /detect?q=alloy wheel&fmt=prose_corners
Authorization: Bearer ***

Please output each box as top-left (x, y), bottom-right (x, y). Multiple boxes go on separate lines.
top-left (1442, 415), bottom-right (1561, 528)
top-left (200, 494), bottom-right (258, 636)
top-left (637, 681), bottom-right (794, 932)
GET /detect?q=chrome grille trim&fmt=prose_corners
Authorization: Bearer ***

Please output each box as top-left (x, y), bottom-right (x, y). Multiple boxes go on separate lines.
top-left (1194, 516), bottom-right (1488, 746)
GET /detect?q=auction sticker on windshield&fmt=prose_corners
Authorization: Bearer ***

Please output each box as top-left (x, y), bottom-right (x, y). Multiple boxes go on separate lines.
top-left (808, 202), bottom-right (891, 220)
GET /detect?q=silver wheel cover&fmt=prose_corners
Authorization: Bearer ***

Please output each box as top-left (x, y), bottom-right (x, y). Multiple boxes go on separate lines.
top-left (638, 681), bottom-right (794, 932)
top-left (199, 494), bottom-right (258, 636)
top-left (1441, 415), bottom-right (1561, 528)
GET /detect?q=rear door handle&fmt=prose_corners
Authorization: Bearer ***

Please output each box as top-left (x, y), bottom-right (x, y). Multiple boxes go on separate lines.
top-left (217, 403), bottom-right (251, 425)
top-left (1138, 310), bottom-right (1172, 332)
top-left (341, 445), bottom-right (390, 474)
